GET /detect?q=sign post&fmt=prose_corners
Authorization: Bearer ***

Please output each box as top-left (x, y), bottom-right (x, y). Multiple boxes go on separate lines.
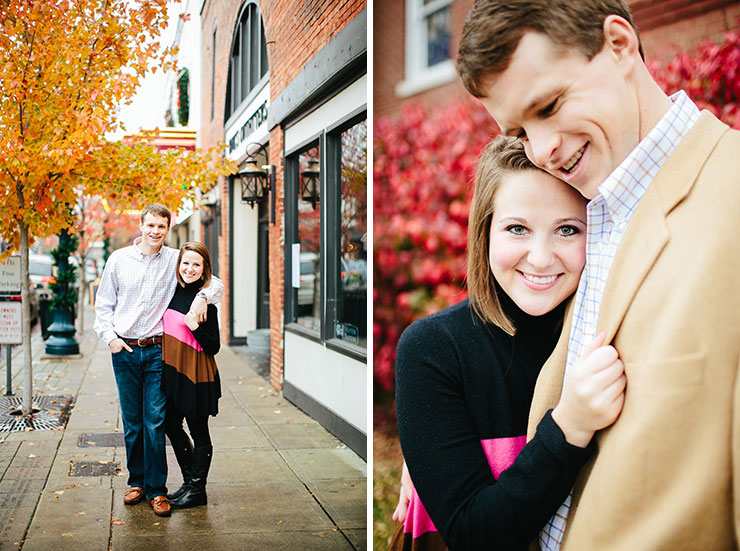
top-left (5, 345), bottom-right (11, 396)
top-left (0, 302), bottom-right (21, 396)
top-left (0, 257), bottom-right (22, 396)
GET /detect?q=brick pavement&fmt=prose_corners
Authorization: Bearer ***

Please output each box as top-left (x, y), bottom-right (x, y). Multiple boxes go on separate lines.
top-left (0, 305), bottom-right (367, 550)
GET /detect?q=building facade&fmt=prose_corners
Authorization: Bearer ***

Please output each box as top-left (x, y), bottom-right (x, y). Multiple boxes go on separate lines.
top-left (199, 0), bottom-right (367, 459)
top-left (374, 0), bottom-right (740, 119)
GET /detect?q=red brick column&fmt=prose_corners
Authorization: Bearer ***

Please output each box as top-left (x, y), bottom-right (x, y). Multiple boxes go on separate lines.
top-left (268, 127), bottom-right (285, 390)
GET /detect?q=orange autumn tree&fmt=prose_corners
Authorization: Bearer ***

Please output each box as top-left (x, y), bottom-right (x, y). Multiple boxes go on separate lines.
top-left (0, 0), bottom-right (236, 414)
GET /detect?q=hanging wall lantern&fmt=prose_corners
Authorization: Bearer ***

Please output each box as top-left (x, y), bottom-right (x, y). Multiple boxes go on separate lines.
top-left (239, 157), bottom-right (269, 208)
top-left (300, 157), bottom-right (320, 210)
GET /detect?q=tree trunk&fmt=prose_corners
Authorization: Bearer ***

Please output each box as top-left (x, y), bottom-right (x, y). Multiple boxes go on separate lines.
top-left (76, 215), bottom-right (86, 336)
top-left (77, 254), bottom-right (86, 336)
top-left (20, 223), bottom-right (33, 415)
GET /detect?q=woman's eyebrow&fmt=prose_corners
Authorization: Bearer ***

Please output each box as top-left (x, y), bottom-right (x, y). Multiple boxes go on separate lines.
top-left (555, 216), bottom-right (586, 225)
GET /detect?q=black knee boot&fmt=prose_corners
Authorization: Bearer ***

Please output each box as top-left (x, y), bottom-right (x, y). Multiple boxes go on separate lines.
top-left (170, 445), bottom-right (212, 509)
top-left (166, 437), bottom-right (194, 501)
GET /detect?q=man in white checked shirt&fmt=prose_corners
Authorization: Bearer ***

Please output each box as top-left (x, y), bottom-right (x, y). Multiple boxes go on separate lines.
top-left (458, 1), bottom-right (740, 549)
top-left (94, 203), bottom-right (223, 518)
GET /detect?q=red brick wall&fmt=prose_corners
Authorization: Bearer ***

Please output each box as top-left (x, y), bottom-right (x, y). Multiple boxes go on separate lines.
top-left (630, 0), bottom-right (740, 62)
top-left (373, 0), bottom-right (473, 119)
top-left (199, 2), bottom-right (240, 154)
top-left (372, 0), bottom-right (406, 118)
top-left (262, 0), bottom-right (365, 390)
top-left (268, 127), bottom-right (285, 390)
top-left (200, 1), bottom-right (242, 345)
top-left (201, 0), bottom-right (366, 390)
top-left (374, 0), bottom-right (740, 119)
top-left (261, 0), bottom-right (366, 99)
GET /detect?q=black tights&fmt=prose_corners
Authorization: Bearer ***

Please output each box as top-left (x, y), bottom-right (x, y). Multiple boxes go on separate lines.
top-left (165, 403), bottom-right (211, 448)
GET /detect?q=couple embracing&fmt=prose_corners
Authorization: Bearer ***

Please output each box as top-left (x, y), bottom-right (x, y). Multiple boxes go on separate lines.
top-left (94, 203), bottom-right (222, 518)
top-left (393, 1), bottom-right (740, 550)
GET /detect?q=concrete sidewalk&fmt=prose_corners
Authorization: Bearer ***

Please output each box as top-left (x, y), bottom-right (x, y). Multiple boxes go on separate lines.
top-left (0, 307), bottom-right (367, 550)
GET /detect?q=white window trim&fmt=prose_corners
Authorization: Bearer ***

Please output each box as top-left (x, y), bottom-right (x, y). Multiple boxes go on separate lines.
top-left (284, 75), bottom-right (367, 153)
top-left (396, 0), bottom-right (456, 98)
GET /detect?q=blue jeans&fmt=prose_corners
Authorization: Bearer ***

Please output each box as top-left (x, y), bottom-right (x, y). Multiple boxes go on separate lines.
top-left (111, 345), bottom-right (167, 500)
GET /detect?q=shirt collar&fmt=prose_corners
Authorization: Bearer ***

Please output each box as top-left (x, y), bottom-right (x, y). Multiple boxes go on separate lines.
top-left (132, 236), bottom-right (163, 259)
top-left (133, 242), bottom-right (162, 259)
top-left (594, 90), bottom-right (700, 222)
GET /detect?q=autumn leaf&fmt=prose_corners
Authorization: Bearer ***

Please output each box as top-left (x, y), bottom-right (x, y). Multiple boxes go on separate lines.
top-left (0, 0), bottom-right (236, 411)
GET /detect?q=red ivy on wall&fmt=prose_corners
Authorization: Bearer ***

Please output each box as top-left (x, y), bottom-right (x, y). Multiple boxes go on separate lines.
top-left (647, 25), bottom-right (740, 128)
top-left (373, 100), bottom-right (497, 392)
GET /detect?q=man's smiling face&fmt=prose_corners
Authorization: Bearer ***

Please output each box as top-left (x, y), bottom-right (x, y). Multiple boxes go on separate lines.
top-left (139, 213), bottom-right (170, 250)
top-left (480, 31), bottom-right (640, 199)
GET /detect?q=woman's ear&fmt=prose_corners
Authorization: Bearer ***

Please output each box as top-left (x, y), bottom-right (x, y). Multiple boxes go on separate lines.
top-left (602, 14), bottom-right (639, 76)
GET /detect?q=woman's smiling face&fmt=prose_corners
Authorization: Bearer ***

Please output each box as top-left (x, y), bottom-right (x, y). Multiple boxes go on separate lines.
top-left (489, 168), bottom-right (587, 316)
top-left (179, 250), bottom-right (205, 284)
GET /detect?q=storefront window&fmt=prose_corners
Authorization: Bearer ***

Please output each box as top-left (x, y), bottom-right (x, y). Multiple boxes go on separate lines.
top-left (296, 145), bottom-right (321, 333)
top-left (336, 119), bottom-right (367, 348)
top-left (285, 110), bottom-right (367, 359)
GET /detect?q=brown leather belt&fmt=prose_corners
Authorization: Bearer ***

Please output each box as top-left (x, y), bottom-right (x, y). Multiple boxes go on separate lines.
top-left (123, 336), bottom-right (162, 347)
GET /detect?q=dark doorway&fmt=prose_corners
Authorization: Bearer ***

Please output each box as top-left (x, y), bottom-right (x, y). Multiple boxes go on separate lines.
top-left (256, 201), bottom-right (270, 328)
top-left (204, 207), bottom-right (220, 277)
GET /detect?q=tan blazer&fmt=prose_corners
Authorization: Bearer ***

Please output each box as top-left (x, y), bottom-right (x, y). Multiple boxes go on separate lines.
top-left (527, 112), bottom-right (740, 550)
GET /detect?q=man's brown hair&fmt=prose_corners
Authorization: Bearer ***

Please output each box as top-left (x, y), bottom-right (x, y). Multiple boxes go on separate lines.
top-left (140, 203), bottom-right (172, 226)
top-left (467, 135), bottom-right (539, 334)
top-left (457, 0), bottom-right (643, 98)
top-left (176, 241), bottom-right (213, 289)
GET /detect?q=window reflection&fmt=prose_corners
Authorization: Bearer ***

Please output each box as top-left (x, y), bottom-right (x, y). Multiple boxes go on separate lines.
top-left (296, 145), bottom-right (321, 332)
top-left (337, 120), bottom-right (367, 348)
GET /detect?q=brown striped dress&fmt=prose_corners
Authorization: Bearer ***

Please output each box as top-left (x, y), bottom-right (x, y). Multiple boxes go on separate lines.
top-left (161, 282), bottom-right (221, 418)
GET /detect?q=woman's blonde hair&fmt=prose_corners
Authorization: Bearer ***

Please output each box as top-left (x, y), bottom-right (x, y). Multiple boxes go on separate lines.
top-left (176, 241), bottom-right (213, 289)
top-left (467, 135), bottom-right (538, 335)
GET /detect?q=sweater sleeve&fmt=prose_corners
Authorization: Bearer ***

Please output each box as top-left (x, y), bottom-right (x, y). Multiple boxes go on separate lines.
top-left (396, 318), bottom-right (595, 551)
top-left (191, 304), bottom-right (221, 356)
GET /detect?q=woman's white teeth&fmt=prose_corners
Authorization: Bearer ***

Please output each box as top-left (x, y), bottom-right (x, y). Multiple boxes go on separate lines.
top-left (562, 145), bottom-right (585, 173)
top-left (523, 273), bottom-right (557, 284)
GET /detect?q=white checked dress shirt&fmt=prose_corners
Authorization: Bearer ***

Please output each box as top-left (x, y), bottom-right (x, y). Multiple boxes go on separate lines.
top-left (540, 91), bottom-right (700, 550)
top-left (94, 244), bottom-right (223, 345)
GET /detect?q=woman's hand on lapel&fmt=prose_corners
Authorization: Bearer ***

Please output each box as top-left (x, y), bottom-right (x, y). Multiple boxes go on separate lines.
top-left (551, 332), bottom-right (626, 447)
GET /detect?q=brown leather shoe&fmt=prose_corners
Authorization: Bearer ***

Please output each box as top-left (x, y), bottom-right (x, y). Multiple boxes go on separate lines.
top-left (123, 487), bottom-right (144, 505)
top-left (149, 495), bottom-right (171, 517)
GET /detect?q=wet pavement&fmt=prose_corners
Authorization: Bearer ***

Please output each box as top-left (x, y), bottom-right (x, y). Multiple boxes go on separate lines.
top-left (0, 306), bottom-right (367, 550)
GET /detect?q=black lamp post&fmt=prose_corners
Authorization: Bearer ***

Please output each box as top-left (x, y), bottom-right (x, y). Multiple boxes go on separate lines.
top-left (300, 157), bottom-right (320, 209)
top-left (45, 228), bottom-right (80, 355)
top-left (235, 141), bottom-right (276, 223)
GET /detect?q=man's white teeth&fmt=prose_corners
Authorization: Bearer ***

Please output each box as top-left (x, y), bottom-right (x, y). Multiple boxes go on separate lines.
top-left (523, 273), bottom-right (557, 284)
top-left (562, 145), bottom-right (585, 173)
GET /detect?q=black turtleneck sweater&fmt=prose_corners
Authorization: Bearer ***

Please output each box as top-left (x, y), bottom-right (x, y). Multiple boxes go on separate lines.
top-left (161, 280), bottom-right (221, 418)
top-left (166, 281), bottom-right (220, 356)
top-left (395, 296), bottom-right (595, 551)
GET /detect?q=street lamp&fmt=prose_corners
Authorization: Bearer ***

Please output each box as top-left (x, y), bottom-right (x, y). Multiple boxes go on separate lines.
top-left (200, 200), bottom-right (217, 224)
top-left (45, 227), bottom-right (80, 356)
top-left (234, 141), bottom-right (276, 223)
top-left (300, 157), bottom-right (320, 210)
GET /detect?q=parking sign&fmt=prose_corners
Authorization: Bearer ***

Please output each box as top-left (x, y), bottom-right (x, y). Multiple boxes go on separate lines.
top-left (0, 257), bottom-right (21, 295)
top-left (0, 302), bottom-right (22, 344)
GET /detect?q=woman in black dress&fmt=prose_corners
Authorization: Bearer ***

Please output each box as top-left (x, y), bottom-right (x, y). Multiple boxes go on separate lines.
top-left (391, 137), bottom-right (626, 550)
top-left (161, 241), bottom-right (221, 509)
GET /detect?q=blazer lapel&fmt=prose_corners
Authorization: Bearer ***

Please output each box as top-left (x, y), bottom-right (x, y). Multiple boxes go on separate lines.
top-left (596, 188), bottom-right (668, 340)
top-left (527, 298), bottom-right (573, 439)
top-left (597, 111), bottom-right (727, 339)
